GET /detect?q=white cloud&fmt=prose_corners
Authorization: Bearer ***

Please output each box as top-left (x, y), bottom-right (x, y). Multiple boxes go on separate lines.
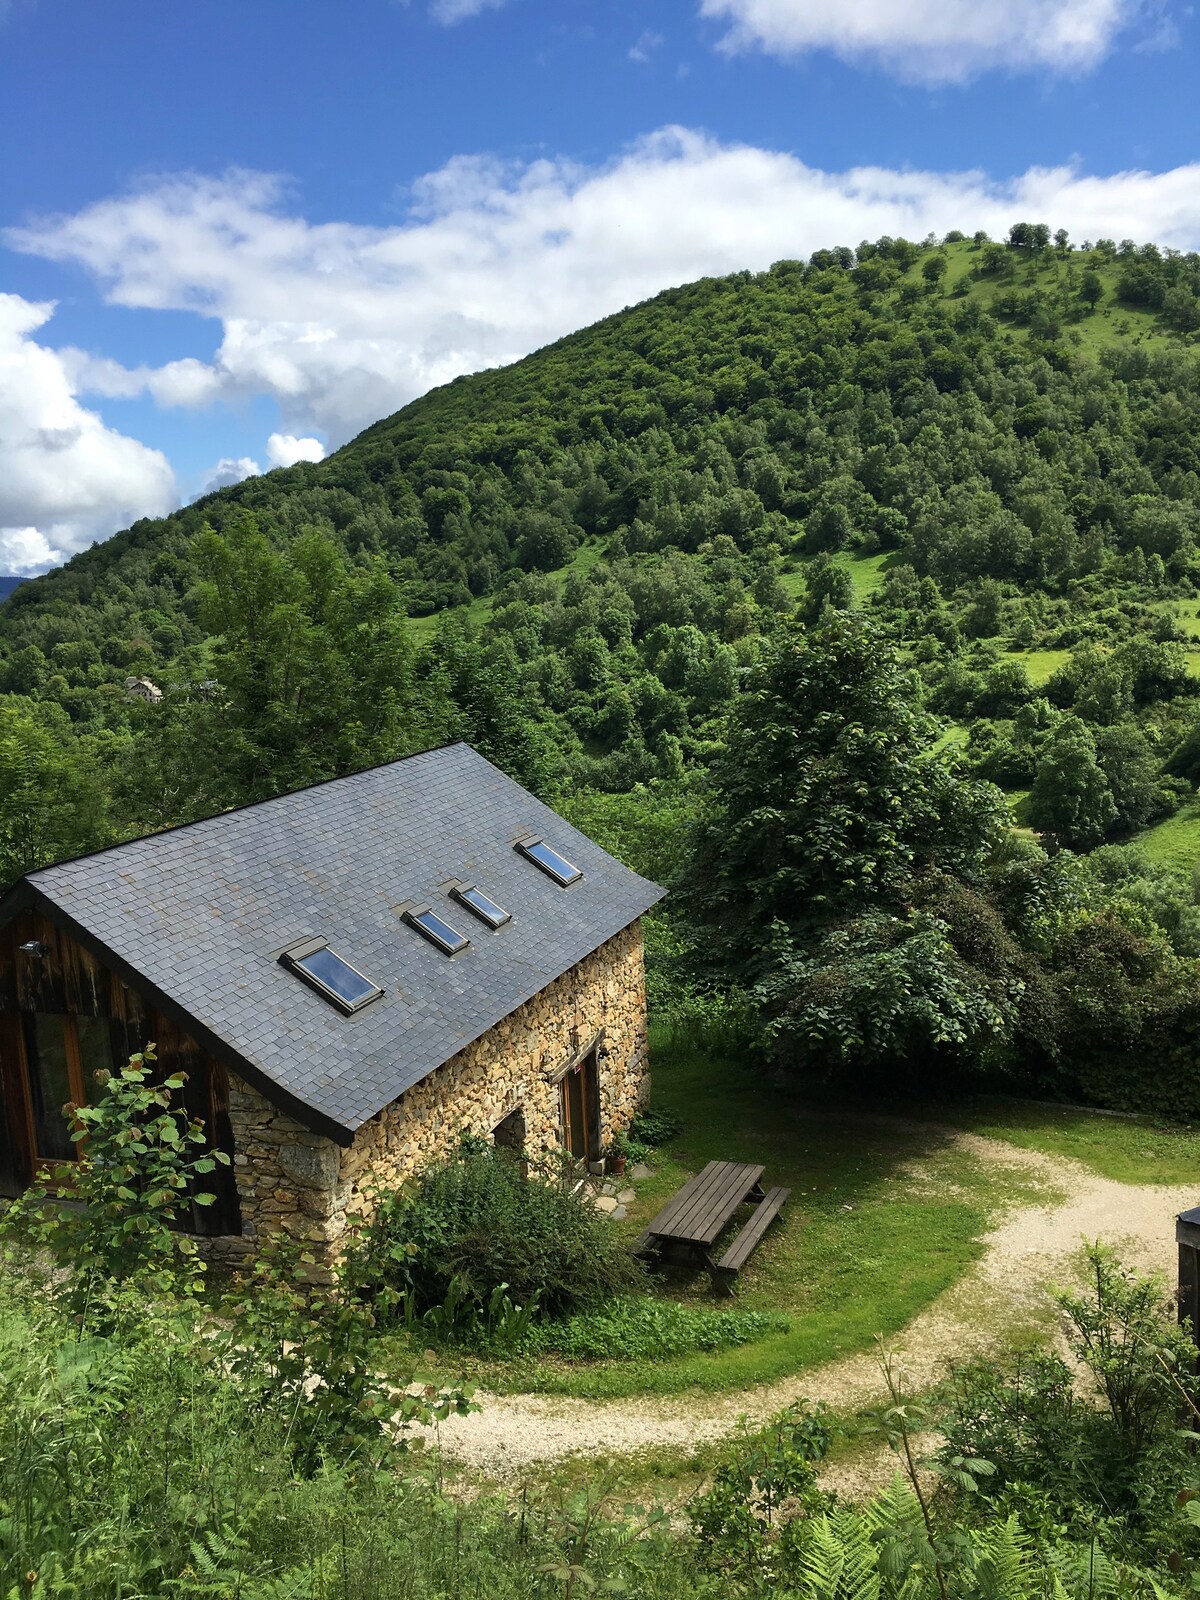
top-left (200, 456), bottom-right (260, 494)
top-left (394, 0), bottom-right (509, 21)
top-left (8, 133), bottom-right (1200, 546)
top-left (0, 294), bottom-right (175, 574)
top-left (266, 432), bottom-right (325, 468)
top-left (429, 0), bottom-right (506, 20)
top-left (630, 29), bottom-right (665, 62)
top-left (698, 0), bottom-right (1142, 82)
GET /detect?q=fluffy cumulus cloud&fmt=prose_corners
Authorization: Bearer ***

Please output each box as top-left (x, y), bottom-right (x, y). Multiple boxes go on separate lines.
top-left (0, 293), bottom-right (175, 574)
top-left (266, 432), bottom-right (325, 469)
top-left (698, 0), bottom-right (1143, 82)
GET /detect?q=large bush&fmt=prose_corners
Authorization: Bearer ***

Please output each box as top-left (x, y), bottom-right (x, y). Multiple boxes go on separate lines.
top-left (365, 1147), bottom-right (645, 1323)
top-left (940, 1246), bottom-right (1200, 1563)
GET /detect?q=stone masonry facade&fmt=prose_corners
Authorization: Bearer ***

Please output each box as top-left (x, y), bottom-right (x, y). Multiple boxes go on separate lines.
top-left (219, 920), bottom-right (649, 1264)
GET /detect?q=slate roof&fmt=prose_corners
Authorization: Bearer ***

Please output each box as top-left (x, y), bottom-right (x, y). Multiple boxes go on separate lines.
top-left (0, 744), bottom-right (664, 1143)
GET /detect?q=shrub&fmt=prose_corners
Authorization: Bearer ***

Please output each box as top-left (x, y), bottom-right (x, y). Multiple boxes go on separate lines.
top-left (629, 1106), bottom-right (684, 1146)
top-left (364, 1147), bottom-right (645, 1323)
top-left (223, 1233), bottom-right (470, 1474)
top-left (0, 1046), bottom-right (228, 1326)
top-left (525, 1297), bottom-right (788, 1362)
top-left (939, 1245), bottom-right (1200, 1556)
top-left (0, 1285), bottom-right (708, 1600)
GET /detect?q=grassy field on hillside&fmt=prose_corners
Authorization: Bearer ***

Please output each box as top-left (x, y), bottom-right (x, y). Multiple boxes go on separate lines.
top-left (1138, 798), bottom-right (1200, 873)
top-left (406, 537), bottom-right (609, 642)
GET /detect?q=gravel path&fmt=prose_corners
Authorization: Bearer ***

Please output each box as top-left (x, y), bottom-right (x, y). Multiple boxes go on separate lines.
top-left (417, 1130), bottom-right (1198, 1480)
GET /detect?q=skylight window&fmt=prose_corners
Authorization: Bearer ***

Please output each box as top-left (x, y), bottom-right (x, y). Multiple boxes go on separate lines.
top-left (405, 907), bottom-right (471, 956)
top-left (281, 941), bottom-right (383, 1014)
top-left (516, 837), bottom-right (583, 886)
top-left (451, 883), bottom-right (511, 930)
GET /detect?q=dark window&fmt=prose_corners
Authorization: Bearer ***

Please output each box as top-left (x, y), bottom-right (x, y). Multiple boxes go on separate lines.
top-left (516, 837), bottom-right (582, 886)
top-left (75, 1015), bottom-right (115, 1091)
top-left (22, 1014), bottom-right (77, 1163)
top-left (281, 943), bottom-right (383, 1014)
top-left (451, 884), bottom-right (511, 929)
top-left (405, 908), bottom-right (470, 956)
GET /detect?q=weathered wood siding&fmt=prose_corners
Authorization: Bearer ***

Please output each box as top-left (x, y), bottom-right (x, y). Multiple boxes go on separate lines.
top-left (0, 907), bottom-right (241, 1233)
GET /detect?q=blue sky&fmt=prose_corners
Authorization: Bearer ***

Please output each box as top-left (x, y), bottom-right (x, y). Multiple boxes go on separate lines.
top-left (2, 0), bottom-right (1198, 573)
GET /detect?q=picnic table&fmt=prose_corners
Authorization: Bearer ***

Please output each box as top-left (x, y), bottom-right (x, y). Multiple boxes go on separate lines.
top-left (633, 1159), bottom-right (789, 1294)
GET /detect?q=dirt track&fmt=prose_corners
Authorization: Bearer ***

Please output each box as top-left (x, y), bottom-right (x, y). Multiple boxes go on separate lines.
top-left (416, 1131), bottom-right (1198, 1480)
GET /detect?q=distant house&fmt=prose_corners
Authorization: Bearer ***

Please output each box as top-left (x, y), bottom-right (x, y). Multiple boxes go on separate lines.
top-left (124, 676), bottom-right (163, 704)
top-left (0, 744), bottom-right (663, 1261)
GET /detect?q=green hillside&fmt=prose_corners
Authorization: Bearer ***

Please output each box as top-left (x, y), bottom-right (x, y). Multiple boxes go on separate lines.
top-left (3, 227), bottom-right (1200, 872)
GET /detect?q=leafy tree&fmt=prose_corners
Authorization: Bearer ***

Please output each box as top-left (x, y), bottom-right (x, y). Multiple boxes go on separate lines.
top-left (0, 700), bottom-right (109, 885)
top-left (684, 614), bottom-right (1006, 963)
top-left (681, 615), bottom-right (1014, 1076)
top-left (1080, 267), bottom-right (1104, 309)
top-left (172, 513), bottom-right (428, 811)
top-left (798, 552), bottom-right (853, 623)
top-left (1028, 718), bottom-right (1117, 848)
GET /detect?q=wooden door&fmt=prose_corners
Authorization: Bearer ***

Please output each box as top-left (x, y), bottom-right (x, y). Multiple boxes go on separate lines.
top-left (560, 1050), bottom-right (600, 1163)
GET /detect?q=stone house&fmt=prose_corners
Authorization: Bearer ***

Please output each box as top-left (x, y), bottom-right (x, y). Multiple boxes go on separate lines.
top-left (124, 676), bottom-right (164, 704)
top-left (0, 743), bottom-right (663, 1262)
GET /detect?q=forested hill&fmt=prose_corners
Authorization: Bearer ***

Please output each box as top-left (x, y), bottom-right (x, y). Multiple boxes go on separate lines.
top-left (4, 227), bottom-right (1200, 872)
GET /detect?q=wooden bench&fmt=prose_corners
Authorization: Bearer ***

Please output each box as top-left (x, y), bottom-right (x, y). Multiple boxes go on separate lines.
top-left (718, 1185), bottom-right (790, 1275)
top-left (633, 1160), bottom-right (789, 1294)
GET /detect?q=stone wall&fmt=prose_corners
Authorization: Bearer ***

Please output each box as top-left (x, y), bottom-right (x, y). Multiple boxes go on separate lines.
top-left (221, 919), bottom-right (649, 1262)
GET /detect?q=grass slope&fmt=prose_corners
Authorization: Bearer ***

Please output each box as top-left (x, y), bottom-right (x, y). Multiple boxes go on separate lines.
top-left (936, 1095), bottom-right (1200, 1184)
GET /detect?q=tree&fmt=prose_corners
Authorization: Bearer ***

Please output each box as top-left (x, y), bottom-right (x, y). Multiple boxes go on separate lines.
top-left (1079, 268), bottom-right (1104, 310)
top-left (1163, 283), bottom-right (1200, 333)
top-left (799, 552), bottom-right (853, 624)
top-left (681, 615), bottom-right (1019, 1077)
top-left (1028, 718), bottom-right (1117, 848)
top-left (173, 513), bottom-right (429, 812)
top-left (0, 700), bottom-right (109, 884)
top-left (682, 613), bottom-right (1007, 967)
top-left (922, 254), bottom-right (949, 290)
top-left (1094, 723), bottom-right (1174, 834)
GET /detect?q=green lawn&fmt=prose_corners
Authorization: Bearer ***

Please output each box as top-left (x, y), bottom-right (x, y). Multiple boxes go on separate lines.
top-left (929, 1095), bottom-right (1200, 1184)
top-left (468, 1034), bottom-right (1051, 1400)
top-left (456, 1029), bottom-right (1200, 1402)
top-left (779, 550), bottom-right (893, 606)
top-left (1012, 648), bottom-right (1071, 687)
top-left (1135, 798), bottom-right (1200, 873)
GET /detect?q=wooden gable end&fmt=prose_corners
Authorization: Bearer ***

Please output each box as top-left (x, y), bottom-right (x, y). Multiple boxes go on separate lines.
top-left (0, 906), bottom-right (241, 1233)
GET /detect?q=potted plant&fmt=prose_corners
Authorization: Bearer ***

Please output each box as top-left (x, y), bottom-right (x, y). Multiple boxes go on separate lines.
top-left (607, 1130), bottom-right (649, 1176)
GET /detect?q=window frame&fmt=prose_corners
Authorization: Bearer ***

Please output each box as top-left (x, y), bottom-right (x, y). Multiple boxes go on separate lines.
top-left (279, 938), bottom-right (384, 1014)
top-left (403, 906), bottom-right (471, 957)
top-left (515, 836), bottom-right (583, 887)
top-left (15, 1011), bottom-right (114, 1170)
top-left (450, 883), bottom-right (511, 930)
